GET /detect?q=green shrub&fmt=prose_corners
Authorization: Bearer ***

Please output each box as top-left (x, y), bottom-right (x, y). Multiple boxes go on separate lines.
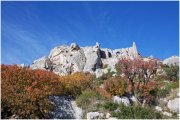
top-left (103, 102), bottom-right (118, 111)
top-left (76, 90), bottom-right (106, 119)
top-left (162, 64), bottom-right (179, 81)
top-left (111, 104), bottom-right (162, 119)
top-left (157, 81), bottom-right (179, 97)
top-left (76, 90), bottom-right (101, 110)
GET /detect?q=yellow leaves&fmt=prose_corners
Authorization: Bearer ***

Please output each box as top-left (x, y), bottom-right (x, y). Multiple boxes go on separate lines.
top-left (59, 72), bottom-right (93, 96)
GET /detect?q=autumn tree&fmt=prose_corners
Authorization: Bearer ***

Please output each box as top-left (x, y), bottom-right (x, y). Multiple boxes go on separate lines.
top-left (116, 58), bottom-right (159, 91)
top-left (1, 65), bottom-right (63, 119)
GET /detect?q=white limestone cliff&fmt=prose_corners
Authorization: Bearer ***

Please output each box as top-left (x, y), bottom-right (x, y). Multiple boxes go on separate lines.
top-left (30, 42), bottom-right (140, 76)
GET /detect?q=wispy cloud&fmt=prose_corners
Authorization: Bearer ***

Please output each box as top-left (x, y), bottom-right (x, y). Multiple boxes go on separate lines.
top-left (2, 23), bottom-right (50, 64)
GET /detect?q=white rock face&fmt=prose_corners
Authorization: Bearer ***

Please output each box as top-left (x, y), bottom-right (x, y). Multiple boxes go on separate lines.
top-left (163, 111), bottom-right (172, 117)
top-left (30, 42), bottom-right (140, 76)
top-left (113, 96), bottom-right (130, 106)
top-left (31, 56), bottom-right (53, 70)
top-left (48, 96), bottom-right (83, 119)
top-left (87, 112), bottom-right (104, 120)
top-left (155, 106), bottom-right (162, 112)
top-left (163, 56), bottom-right (179, 66)
top-left (167, 98), bottom-right (179, 113)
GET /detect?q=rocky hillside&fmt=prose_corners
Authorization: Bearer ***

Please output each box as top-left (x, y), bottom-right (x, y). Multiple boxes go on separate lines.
top-left (2, 42), bottom-right (179, 119)
top-left (30, 42), bottom-right (140, 77)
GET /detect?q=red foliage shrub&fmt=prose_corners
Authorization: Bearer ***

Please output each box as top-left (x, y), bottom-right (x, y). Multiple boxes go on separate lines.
top-left (135, 81), bottom-right (158, 105)
top-left (116, 58), bottom-right (159, 92)
top-left (1, 65), bottom-right (62, 118)
top-left (115, 58), bottom-right (160, 105)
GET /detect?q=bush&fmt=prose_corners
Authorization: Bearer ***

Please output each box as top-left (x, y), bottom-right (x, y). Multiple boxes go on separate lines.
top-left (134, 81), bottom-right (158, 105)
top-left (111, 103), bottom-right (162, 119)
top-left (162, 64), bottom-right (179, 81)
top-left (157, 81), bottom-right (179, 97)
top-left (76, 90), bottom-right (101, 109)
top-left (103, 102), bottom-right (118, 111)
top-left (115, 58), bottom-right (159, 92)
top-left (103, 76), bottom-right (129, 96)
top-left (96, 87), bottom-right (112, 99)
top-left (59, 72), bottom-right (94, 97)
top-left (1, 65), bottom-right (62, 119)
top-left (76, 90), bottom-right (107, 118)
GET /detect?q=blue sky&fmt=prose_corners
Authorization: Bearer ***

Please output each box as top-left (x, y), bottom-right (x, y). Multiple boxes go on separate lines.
top-left (2, 1), bottom-right (179, 65)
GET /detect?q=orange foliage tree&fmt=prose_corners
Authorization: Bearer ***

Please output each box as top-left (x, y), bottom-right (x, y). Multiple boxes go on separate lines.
top-left (116, 58), bottom-right (159, 92)
top-left (1, 65), bottom-right (63, 119)
top-left (115, 58), bottom-right (159, 105)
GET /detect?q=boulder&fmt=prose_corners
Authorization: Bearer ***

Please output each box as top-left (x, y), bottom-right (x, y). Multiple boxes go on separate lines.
top-left (167, 98), bottom-right (179, 113)
top-left (48, 96), bottom-right (83, 119)
top-left (105, 113), bottom-right (111, 119)
top-left (163, 56), bottom-right (179, 66)
top-left (113, 96), bottom-right (130, 106)
top-left (87, 112), bottom-right (104, 120)
top-left (155, 106), bottom-right (162, 112)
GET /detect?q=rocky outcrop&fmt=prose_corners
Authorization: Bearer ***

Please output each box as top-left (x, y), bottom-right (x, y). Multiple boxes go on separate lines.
top-left (31, 56), bottom-right (53, 71)
top-left (48, 96), bottom-right (83, 119)
top-left (30, 42), bottom-right (140, 76)
top-left (163, 56), bottom-right (179, 66)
